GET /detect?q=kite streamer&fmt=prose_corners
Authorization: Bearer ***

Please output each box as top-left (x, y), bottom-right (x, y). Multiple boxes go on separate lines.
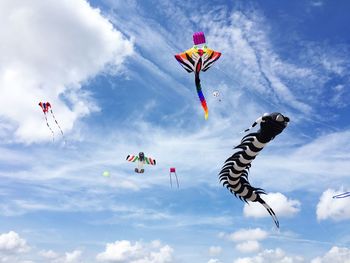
top-left (333, 191), bottom-right (350, 199)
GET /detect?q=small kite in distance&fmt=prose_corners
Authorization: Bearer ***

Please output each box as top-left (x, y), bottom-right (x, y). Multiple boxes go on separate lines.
top-left (213, 90), bottom-right (221, 102)
top-left (102, 171), bottom-right (110, 177)
top-left (38, 102), bottom-right (65, 142)
top-left (169, 167), bottom-right (179, 188)
top-left (126, 152), bottom-right (156, 173)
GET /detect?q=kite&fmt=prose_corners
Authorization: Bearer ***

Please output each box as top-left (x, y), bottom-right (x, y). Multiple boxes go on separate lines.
top-left (126, 152), bottom-right (156, 173)
top-left (218, 112), bottom-right (290, 228)
top-left (174, 32), bottom-right (221, 120)
top-left (333, 191), bottom-right (350, 199)
top-left (213, 90), bottom-right (221, 102)
top-left (102, 171), bottom-right (110, 177)
top-left (169, 167), bottom-right (179, 188)
top-left (38, 102), bottom-right (65, 142)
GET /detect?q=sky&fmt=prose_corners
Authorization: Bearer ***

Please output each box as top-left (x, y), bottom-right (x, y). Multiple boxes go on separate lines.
top-left (0, 0), bottom-right (350, 262)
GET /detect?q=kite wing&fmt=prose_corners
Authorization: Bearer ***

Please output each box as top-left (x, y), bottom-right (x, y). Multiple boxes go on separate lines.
top-left (201, 47), bottom-right (221, 72)
top-left (144, 157), bottom-right (156, 165)
top-left (126, 155), bottom-right (139, 162)
top-left (174, 47), bottom-right (221, 73)
top-left (174, 47), bottom-right (199, 73)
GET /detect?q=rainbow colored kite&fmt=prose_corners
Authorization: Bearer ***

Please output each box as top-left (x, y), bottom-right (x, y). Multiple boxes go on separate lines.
top-left (174, 32), bottom-right (221, 120)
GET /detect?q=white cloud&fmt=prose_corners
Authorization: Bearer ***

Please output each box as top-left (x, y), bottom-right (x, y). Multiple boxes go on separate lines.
top-left (233, 248), bottom-right (304, 263)
top-left (243, 193), bottom-right (300, 218)
top-left (0, 231), bottom-right (29, 253)
top-left (38, 249), bottom-right (82, 263)
top-left (208, 259), bottom-right (222, 263)
top-left (96, 240), bottom-right (173, 263)
top-left (209, 246), bottom-right (222, 256)
top-left (226, 228), bottom-right (268, 242)
top-left (39, 250), bottom-right (59, 259)
top-left (220, 228), bottom-right (265, 254)
top-left (64, 250), bottom-right (82, 263)
top-left (311, 246), bottom-right (350, 263)
top-left (316, 189), bottom-right (350, 221)
top-left (235, 241), bottom-right (261, 254)
top-left (0, 0), bottom-right (133, 143)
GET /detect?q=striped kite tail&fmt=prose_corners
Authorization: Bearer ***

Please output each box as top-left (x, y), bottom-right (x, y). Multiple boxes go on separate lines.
top-left (257, 196), bottom-right (279, 229)
top-left (195, 73), bottom-right (208, 120)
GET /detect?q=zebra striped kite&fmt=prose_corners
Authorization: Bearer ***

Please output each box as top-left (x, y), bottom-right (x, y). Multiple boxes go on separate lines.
top-left (218, 112), bottom-right (290, 228)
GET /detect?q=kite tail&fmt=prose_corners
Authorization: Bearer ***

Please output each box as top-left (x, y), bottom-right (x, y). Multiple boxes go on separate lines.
top-left (169, 172), bottom-right (180, 189)
top-left (174, 172), bottom-right (179, 188)
top-left (333, 191), bottom-right (350, 199)
top-left (50, 109), bottom-right (66, 143)
top-left (258, 197), bottom-right (279, 228)
top-left (195, 73), bottom-right (208, 120)
top-left (44, 113), bottom-right (55, 142)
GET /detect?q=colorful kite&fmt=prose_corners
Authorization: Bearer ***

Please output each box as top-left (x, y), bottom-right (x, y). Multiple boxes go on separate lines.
top-left (38, 102), bottom-right (65, 142)
top-left (126, 152), bottom-right (156, 173)
top-left (174, 32), bottom-right (221, 120)
top-left (218, 112), bottom-right (290, 228)
top-left (333, 191), bottom-right (350, 199)
top-left (169, 167), bottom-right (179, 188)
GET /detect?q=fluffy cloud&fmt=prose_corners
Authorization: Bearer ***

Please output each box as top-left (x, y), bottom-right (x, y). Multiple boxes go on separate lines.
top-left (207, 259), bottom-right (222, 263)
top-left (39, 249), bottom-right (82, 263)
top-left (0, 231), bottom-right (29, 253)
top-left (220, 228), bottom-right (267, 254)
top-left (226, 228), bottom-right (268, 242)
top-left (64, 250), bottom-right (82, 263)
top-left (0, 0), bottom-right (133, 143)
top-left (39, 250), bottom-right (59, 259)
top-left (209, 246), bottom-right (222, 256)
top-left (311, 246), bottom-right (350, 263)
top-left (96, 240), bottom-right (173, 263)
top-left (235, 241), bottom-right (261, 253)
top-left (243, 193), bottom-right (300, 218)
top-left (233, 248), bottom-right (304, 263)
top-left (316, 189), bottom-right (350, 221)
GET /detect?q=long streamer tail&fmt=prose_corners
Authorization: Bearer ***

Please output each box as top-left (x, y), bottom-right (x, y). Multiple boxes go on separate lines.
top-left (44, 113), bottom-right (55, 142)
top-left (333, 191), bottom-right (350, 199)
top-left (258, 197), bottom-right (279, 228)
top-left (195, 72), bottom-right (208, 120)
top-left (50, 109), bottom-right (66, 143)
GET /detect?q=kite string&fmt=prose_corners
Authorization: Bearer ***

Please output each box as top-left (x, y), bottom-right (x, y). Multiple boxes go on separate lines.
top-left (50, 109), bottom-right (67, 144)
top-left (44, 113), bottom-right (55, 142)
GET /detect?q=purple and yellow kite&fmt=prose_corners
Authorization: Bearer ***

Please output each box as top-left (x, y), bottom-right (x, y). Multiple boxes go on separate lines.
top-left (174, 32), bottom-right (221, 120)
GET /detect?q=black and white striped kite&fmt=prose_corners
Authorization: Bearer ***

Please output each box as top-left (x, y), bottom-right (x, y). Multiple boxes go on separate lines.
top-left (219, 112), bottom-right (290, 228)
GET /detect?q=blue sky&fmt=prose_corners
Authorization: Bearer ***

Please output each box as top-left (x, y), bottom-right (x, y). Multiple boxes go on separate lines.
top-left (1, 0), bottom-right (350, 262)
